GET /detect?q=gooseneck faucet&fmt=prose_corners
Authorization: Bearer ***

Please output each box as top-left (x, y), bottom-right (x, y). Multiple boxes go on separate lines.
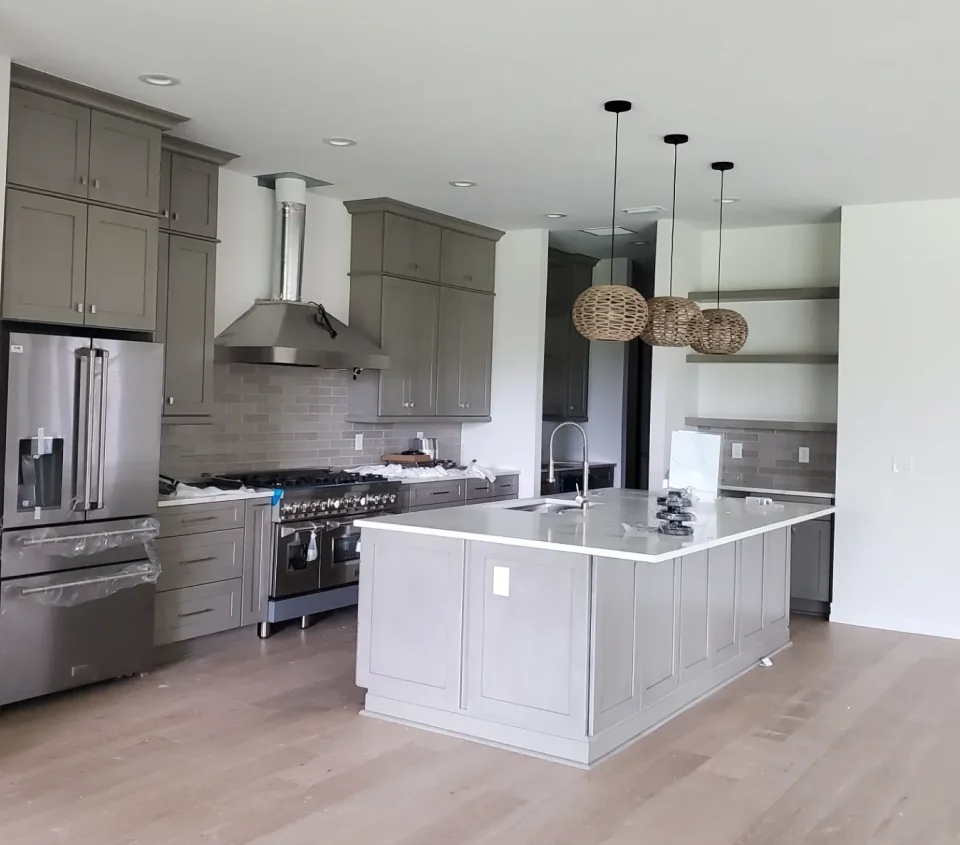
top-left (547, 422), bottom-right (590, 508)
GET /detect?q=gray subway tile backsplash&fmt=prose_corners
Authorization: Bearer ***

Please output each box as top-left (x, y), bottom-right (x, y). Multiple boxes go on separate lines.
top-left (160, 364), bottom-right (462, 480)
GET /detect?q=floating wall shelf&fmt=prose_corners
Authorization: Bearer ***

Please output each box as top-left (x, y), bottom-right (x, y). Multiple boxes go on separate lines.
top-left (687, 286), bottom-right (839, 303)
top-left (686, 353), bottom-right (839, 365)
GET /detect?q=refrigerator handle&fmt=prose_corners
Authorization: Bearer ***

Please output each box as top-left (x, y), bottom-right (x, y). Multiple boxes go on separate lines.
top-left (96, 349), bottom-right (109, 508)
top-left (76, 349), bottom-right (94, 512)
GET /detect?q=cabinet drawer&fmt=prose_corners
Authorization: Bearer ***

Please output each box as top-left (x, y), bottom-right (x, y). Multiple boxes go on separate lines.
top-left (440, 230), bottom-right (495, 292)
top-left (465, 478), bottom-right (494, 500)
top-left (158, 501), bottom-right (245, 537)
top-left (491, 475), bottom-right (519, 498)
top-left (407, 480), bottom-right (465, 508)
top-left (154, 579), bottom-right (241, 645)
top-left (155, 528), bottom-right (244, 592)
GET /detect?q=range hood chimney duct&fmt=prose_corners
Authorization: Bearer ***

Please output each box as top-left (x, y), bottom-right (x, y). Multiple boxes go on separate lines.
top-left (214, 175), bottom-right (390, 369)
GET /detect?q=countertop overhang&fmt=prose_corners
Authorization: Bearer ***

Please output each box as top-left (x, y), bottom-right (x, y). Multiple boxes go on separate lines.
top-left (356, 488), bottom-right (835, 563)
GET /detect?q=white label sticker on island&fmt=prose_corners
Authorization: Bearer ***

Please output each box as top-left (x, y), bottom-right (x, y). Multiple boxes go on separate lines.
top-left (492, 565), bottom-right (510, 597)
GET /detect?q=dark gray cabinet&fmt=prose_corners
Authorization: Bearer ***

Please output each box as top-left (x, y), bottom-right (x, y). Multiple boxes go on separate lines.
top-left (790, 517), bottom-right (833, 617)
top-left (84, 206), bottom-right (159, 331)
top-left (2, 190), bottom-right (87, 324)
top-left (7, 88), bottom-right (91, 199)
top-left (87, 111), bottom-right (161, 212)
top-left (382, 212), bottom-right (441, 282)
top-left (440, 229), bottom-right (495, 293)
top-left (437, 287), bottom-right (494, 416)
top-left (162, 152), bottom-right (219, 238)
top-left (543, 249), bottom-right (596, 422)
top-left (378, 278), bottom-right (439, 416)
top-left (157, 235), bottom-right (216, 417)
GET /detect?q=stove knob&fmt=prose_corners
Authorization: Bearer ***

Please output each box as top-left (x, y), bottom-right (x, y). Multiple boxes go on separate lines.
top-left (319, 499), bottom-right (329, 510)
top-left (388, 493), bottom-right (397, 504)
top-left (359, 495), bottom-right (367, 507)
top-left (369, 495), bottom-right (379, 506)
top-left (332, 498), bottom-right (342, 509)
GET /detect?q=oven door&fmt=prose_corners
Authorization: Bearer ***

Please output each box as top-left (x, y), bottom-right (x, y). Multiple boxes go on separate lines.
top-left (273, 522), bottom-right (323, 599)
top-left (318, 518), bottom-right (363, 591)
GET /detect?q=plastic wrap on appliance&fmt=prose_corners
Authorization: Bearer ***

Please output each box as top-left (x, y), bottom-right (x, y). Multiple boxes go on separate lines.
top-left (1, 560), bottom-right (162, 608)
top-left (5, 517), bottom-right (160, 562)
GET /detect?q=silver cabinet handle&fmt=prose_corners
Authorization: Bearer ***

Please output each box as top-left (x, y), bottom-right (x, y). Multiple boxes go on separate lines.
top-left (93, 178), bottom-right (100, 189)
top-left (79, 175), bottom-right (87, 186)
top-left (166, 397), bottom-right (175, 405)
top-left (89, 304), bottom-right (97, 315)
top-left (181, 515), bottom-right (218, 525)
top-left (75, 303), bottom-right (84, 313)
top-left (178, 607), bottom-right (214, 619)
top-left (19, 570), bottom-right (147, 596)
top-left (410, 402), bottom-right (415, 408)
top-left (96, 350), bottom-right (109, 508)
top-left (180, 556), bottom-right (216, 566)
top-left (465, 274), bottom-right (473, 281)
top-left (172, 212), bottom-right (179, 221)
top-left (161, 209), bottom-right (169, 218)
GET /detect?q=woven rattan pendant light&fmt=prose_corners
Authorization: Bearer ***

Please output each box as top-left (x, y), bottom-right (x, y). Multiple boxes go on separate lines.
top-left (640, 134), bottom-right (704, 347)
top-left (692, 162), bottom-right (748, 355)
top-left (572, 100), bottom-right (648, 342)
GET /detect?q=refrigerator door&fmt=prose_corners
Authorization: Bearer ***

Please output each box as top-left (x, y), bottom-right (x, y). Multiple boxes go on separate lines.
top-left (3, 333), bottom-right (91, 528)
top-left (90, 338), bottom-right (163, 521)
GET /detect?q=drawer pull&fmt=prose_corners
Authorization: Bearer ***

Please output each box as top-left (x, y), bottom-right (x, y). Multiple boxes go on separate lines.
top-left (178, 607), bottom-right (214, 619)
top-left (431, 490), bottom-right (455, 496)
top-left (181, 515), bottom-right (219, 525)
top-left (179, 555), bottom-right (216, 566)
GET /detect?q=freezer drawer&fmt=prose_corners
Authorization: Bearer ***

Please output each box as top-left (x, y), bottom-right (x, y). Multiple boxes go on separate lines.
top-left (0, 560), bottom-right (155, 706)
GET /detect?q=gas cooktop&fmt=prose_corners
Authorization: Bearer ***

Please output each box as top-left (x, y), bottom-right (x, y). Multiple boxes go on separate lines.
top-left (223, 468), bottom-right (380, 490)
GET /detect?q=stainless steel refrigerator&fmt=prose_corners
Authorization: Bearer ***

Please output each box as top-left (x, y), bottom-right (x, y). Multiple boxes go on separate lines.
top-left (0, 331), bottom-right (163, 706)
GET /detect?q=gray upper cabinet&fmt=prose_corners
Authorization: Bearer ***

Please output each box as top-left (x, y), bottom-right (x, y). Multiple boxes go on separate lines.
top-left (345, 198), bottom-right (503, 423)
top-left (159, 150), bottom-right (172, 222)
top-left (84, 206), bottom-right (159, 331)
top-left (382, 213), bottom-right (441, 282)
top-left (2, 190), bottom-right (87, 324)
top-left (378, 278), bottom-right (439, 416)
top-left (7, 89), bottom-right (90, 198)
top-left (440, 229), bottom-right (495, 292)
top-left (437, 287), bottom-right (493, 417)
top-left (168, 154), bottom-right (219, 238)
top-left (88, 111), bottom-right (161, 213)
top-left (159, 236), bottom-right (216, 416)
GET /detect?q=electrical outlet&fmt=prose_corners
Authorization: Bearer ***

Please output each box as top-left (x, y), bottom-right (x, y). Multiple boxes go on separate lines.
top-left (354, 433), bottom-right (363, 451)
top-left (732, 442), bottom-right (743, 460)
top-left (893, 455), bottom-right (913, 474)
top-left (798, 446), bottom-right (810, 464)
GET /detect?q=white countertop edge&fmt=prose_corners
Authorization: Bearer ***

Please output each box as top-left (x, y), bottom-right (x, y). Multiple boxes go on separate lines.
top-left (157, 489), bottom-right (274, 508)
top-left (391, 469), bottom-right (521, 485)
top-left (355, 505), bottom-right (836, 563)
top-left (719, 485), bottom-right (835, 500)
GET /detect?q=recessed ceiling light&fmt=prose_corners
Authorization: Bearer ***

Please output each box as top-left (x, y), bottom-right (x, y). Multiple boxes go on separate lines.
top-left (580, 226), bottom-right (634, 237)
top-left (714, 197), bottom-right (741, 204)
top-left (138, 73), bottom-right (180, 87)
top-left (545, 213), bottom-right (567, 219)
top-left (449, 180), bottom-right (477, 188)
top-left (323, 137), bottom-right (356, 147)
top-left (622, 205), bottom-right (667, 215)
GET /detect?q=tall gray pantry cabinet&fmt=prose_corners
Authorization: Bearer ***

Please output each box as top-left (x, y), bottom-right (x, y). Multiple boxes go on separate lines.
top-left (345, 198), bottom-right (504, 423)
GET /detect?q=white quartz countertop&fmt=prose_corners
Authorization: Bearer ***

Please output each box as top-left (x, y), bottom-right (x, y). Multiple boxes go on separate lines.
top-left (157, 488), bottom-right (274, 508)
top-left (397, 468), bottom-right (520, 485)
top-left (719, 485), bottom-right (835, 500)
top-left (356, 488), bottom-right (835, 563)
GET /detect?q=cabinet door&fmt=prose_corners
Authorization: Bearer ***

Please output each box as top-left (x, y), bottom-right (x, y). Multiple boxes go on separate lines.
top-left (436, 288), bottom-right (494, 416)
top-left (85, 207), bottom-right (159, 331)
top-left (762, 527), bottom-right (789, 632)
top-left (241, 499), bottom-right (274, 626)
top-left (790, 519), bottom-right (832, 603)
top-left (159, 150), bottom-right (172, 222)
top-left (7, 89), bottom-right (90, 198)
top-left (88, 111), bottom-right (161, 212)
top-left (738, 534), bottom-right (765, 649)
top-left (566, 264), bottom-right (592, 419)
top-left (542, 259), bottom-right (572, 418)
top-left (2, 190), bottom-right (87, 324)
top-left (382, 213), bottom-right (441, 282)
top-left (162, 237), bottom-right (216, 415)
top-left (170, 154), bottom-right (219, 238)
top-left (440, 229), bottom-right (495, 292)
top-left (378, 277), bottom-right (439, 416)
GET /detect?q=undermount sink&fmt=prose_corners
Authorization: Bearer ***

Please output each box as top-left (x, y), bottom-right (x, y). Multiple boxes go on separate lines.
top-left (509, 502), bottom-right (582, 514)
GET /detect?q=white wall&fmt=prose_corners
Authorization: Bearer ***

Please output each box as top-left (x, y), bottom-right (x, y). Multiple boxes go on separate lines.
top-left (214, 171), bottom-right (352, 334)
top-left (0, 57), bottom-right (11, 285)
top-left (833, 200), bottom-right (960, 639)
top-left (461, 230), bottom-right (549, 497)
top-left (648, 219), bottom-right (701, 489)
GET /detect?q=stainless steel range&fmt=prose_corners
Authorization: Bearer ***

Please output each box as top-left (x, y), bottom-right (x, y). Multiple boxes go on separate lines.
top-left (220, 469), bottom-right (401, 638)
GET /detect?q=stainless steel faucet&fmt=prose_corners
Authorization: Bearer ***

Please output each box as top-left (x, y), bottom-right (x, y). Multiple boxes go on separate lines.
top-left (547, 422), bottom-right (590, 508)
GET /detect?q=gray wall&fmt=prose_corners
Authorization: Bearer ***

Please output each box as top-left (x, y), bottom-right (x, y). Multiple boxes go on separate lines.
top-left (161, 364), bottom-right (461, 479)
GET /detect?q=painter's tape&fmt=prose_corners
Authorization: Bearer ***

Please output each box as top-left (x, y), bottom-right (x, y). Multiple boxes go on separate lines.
top-left (271, 489), bottom-right (283, 506)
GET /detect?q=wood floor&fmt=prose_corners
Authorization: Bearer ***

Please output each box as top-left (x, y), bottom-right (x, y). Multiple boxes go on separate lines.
top-left (2, 613), bottom-right (960, 844)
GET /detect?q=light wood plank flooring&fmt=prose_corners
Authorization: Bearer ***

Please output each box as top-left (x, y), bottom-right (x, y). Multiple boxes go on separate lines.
top-left (2, 612), bottom-right (960, 844)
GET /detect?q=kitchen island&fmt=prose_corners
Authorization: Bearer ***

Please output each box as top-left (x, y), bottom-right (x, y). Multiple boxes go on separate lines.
top-left (355, 489), bottom-right (835, 767)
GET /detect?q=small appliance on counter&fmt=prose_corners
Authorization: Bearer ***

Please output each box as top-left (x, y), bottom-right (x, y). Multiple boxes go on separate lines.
top-left (410, 433), bottom-right (439, 461)
top-left (656, 489), bottom-right (696, 536)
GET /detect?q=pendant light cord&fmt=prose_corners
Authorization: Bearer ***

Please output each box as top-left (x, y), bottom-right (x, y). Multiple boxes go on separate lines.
top-left (608, 112), bottom-right (619, 285)
top-left (717, 169), bottom-right (725, 309)
top-left (669, 141), bottom-right (678, 297)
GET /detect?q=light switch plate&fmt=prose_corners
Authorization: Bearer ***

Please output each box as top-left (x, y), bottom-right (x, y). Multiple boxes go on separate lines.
top-left (798, 446), bottom-right (810, 464)
top-left (354, 433), bottom-right (363, 451)
top-left (732, 442), bottom-right (743, 460)
top-left (492, 565), bottom-right (510, 597)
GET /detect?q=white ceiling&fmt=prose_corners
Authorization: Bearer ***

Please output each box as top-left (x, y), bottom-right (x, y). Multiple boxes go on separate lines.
top-left (2, 0), bottom-right (959, 234)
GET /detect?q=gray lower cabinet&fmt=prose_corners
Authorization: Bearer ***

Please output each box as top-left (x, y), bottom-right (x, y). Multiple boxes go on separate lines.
top-left (2, 190), bottom-right (87, 324)
top-left (84, 206), bottom-right (159, 331)
top-left (155, 580), bottom-right (242, 646)
top-left (790, 517), bottom-right (832, 614)
top-left (738, 533), bottom-right (766, 648)
top-left (382, 212), bottom-right (441, 282)
top-left (637, 556), bottom-right (681, 708)
top-left (154, 529), bottom-right (245, 592)
top-left (157, 235), bottom-right (216, 417)
top-left (463, 541), bottom-right (590, 738)
top-left (399, 476), bottom-right (519, 512)
top-left (378, 277), bottom-right (439, 416)
top-left (7, 88), bottom-right (91, 199)
top-left (436, 287), bottom-right (494, 416)
top-left (440, 229), bottom-right (495, 292)
top-left (87, 110), bottom-right (161, 213)
top-left (240, 499), bottom-right (273, 626)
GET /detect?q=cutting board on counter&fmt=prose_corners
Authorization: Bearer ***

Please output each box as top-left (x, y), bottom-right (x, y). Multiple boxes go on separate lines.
top-left (382, 453), bottom-right (433, 465)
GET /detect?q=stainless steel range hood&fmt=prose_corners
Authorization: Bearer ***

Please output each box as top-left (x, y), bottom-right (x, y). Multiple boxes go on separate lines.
top-left (214, 175), bottom-right (389, 369)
